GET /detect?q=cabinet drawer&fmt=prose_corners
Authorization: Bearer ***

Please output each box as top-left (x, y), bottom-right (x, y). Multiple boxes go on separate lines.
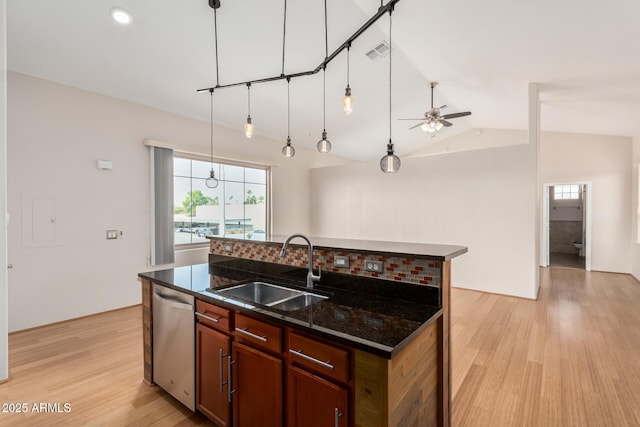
top-left (196, 300), bottom-right (231, 332)
top-left (288, 333), bottom-right (349, 383)
top-left (234, 314), bottom-right (282, 354)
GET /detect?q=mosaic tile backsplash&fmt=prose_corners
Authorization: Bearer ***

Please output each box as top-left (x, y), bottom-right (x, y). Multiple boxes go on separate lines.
top-left (210, 238), bottom-right (441, 288)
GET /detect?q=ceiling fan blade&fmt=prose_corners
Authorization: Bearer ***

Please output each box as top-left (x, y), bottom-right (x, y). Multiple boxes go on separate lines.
top-left (398, 118), bottom-right (428, 121)
top-left (439, 104), bottom-right (447, 109)
top-left (442, 111), bottom-right (471, 120)
top-left (409, 122), bottom-right (426, 130)
top-left (440, 120), bottom-right (453, 127)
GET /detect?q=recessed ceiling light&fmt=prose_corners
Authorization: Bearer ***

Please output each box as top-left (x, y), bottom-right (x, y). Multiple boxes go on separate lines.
top-left (110, 8), bottom-right (131, 25)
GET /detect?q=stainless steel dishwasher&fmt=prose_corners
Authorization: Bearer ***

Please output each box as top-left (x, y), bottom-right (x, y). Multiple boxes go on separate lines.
top-left (152, 284), bottom-right (195, 411)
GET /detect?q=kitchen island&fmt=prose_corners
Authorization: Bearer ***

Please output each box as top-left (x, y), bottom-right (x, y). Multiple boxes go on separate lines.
top-left (139, 235), bottom-right (466, 427)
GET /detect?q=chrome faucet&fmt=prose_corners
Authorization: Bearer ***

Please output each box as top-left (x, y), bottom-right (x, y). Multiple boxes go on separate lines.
top-left (280, 233), bottom-right (321, 289)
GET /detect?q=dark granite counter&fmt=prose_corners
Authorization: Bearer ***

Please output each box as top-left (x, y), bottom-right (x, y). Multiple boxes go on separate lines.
top-left (208, 234), bottom-right (468, 261)
top-left (139, 257), bottom-right (442, 358)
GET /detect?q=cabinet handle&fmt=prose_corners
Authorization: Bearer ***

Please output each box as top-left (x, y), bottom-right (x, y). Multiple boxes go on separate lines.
top-left (236, 327), bottom-right (268, 342)
top-left (195, 311), bottom-right (221, 323)
top-left (219, 349), bottom-right (225, 394)
top-left (227, 353), bottom-right (235, 403)
top-left (335, 407), bottom-right (342, 427)
top-left (289, 349), bottom-right (334, 370)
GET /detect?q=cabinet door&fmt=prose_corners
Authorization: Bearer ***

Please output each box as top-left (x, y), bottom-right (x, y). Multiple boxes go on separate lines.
top-left (196, 323), bottom-right (231, 427)
top-left (288, 366), bottom-right (348, 427)
top-left (232, 342), bottom-right (283, 427)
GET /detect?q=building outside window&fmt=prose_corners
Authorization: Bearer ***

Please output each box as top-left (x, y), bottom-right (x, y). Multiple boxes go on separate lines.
top-left (173, 155), bottom-right (268, 245)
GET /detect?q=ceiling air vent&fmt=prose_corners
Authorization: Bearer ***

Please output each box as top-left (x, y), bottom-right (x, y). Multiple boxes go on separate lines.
top-left (365, 41), bottom-right (390, 61)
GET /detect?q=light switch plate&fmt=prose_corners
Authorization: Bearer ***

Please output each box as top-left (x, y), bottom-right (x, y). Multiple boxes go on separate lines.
top-left (224, 243), bottom-right (234, 253)
top-left (334, 255), bottom-right (350, 268)
top-left (364, 259), bottom-right (384, 273)
top-left (106, 230), bottom-right (118, 240)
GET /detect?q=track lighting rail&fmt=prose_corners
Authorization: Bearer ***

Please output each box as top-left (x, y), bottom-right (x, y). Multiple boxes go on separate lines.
top-left (196, 0), bottom-right (399, 93)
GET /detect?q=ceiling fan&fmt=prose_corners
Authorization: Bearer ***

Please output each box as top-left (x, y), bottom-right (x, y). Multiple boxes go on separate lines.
top-left (400, 82), bottom-right (471, 135)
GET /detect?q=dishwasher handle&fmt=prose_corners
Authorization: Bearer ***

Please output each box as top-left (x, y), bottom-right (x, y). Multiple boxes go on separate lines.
top-left (153, 291), bottom-right (194, 311)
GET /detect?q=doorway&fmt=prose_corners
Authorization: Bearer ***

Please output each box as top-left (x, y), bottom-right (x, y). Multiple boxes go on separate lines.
top-left (541, 182), bottom-right (591, 270)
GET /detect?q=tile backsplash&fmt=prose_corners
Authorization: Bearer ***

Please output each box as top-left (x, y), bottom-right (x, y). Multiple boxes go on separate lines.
top-left (210, 238), bottom-right (441, 288)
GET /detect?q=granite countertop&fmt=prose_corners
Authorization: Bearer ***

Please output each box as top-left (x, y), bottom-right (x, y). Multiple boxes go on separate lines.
top-left (140, 258), bottom-right (443, 358)
top-left (209, 234), bottom-right (468, 261)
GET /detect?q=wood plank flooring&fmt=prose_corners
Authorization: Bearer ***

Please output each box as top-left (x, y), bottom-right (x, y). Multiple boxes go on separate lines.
top-left (0, 306), bottom-right (212, 426)
top-left (451, 267), bottom-right (640, 426)
top-left (1, 267), bottom-right (639, 426)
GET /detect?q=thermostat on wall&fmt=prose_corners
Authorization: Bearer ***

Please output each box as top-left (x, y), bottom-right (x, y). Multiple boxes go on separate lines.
top-left (97, 160), bottom-right (113, 170)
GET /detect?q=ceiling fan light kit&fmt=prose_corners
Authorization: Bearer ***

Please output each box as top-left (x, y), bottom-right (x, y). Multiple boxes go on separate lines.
top-left (200, 0), bottom-right (401, 172)
top-left (401, 81), bottom-right (471, 137)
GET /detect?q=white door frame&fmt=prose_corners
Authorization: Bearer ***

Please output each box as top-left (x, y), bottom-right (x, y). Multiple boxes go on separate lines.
top-left (541, 182), bottom-right (592, 271)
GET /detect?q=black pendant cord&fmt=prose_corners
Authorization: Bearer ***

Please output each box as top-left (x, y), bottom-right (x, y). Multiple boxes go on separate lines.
top-left (346, 44), bottom-right (350, 87)
top-left (209, 89), bottom-right (214, 166)
top-left (287, 77), bottom-right (291, 138)
top-left (247, 83), bottom-right (251, 118)
top-left (281, 0), bottom-right (287, 76)
top-left (324, 0), bottom-right (329, 59)
top-left (323, 67), bottom-right (326, 131)
top-left (214, 8), bottom-right (220, 87)
top-left (388, 9), bottom-right (392, 145)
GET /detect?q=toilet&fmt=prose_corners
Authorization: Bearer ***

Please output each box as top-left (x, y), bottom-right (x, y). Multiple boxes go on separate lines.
top-left (573, 242), bottom-right (584, 257)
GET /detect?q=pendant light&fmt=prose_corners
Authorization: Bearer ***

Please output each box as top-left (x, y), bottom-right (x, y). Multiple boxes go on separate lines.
top-left (282, 78), bottom-right (295, 158)
top-left (316, 67), bottom-right (332, 153)
top-left (206, 89), bottom-right (220, 188)
top-left (317, 0), bottom-right (332, 154)
top-left (343, 44), bottom-right (353, 115)
top-left (380, 9), bottom-right (400, 174)
top-left (244, 83), bottom-right (254, 138)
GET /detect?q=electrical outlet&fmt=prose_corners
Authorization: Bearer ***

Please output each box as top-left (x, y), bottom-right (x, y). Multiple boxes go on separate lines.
top-left (334, 255), bottom-right (350, 268)
top-left (224, 243), bottom-right (234, 253)
top-left (106, 230), bottom-right (118, 240)
top-left (364, 259), bottom-right (384, 273)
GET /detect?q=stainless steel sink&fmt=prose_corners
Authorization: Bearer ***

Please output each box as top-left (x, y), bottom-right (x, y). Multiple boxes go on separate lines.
top-left (268, 293), bottom-right (327, 312)
top-left (215, 281), bottom-right (327, 311)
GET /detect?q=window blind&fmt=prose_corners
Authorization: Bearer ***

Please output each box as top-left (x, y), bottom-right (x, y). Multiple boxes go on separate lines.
top-left (150, 146), bottom-right (175, 266)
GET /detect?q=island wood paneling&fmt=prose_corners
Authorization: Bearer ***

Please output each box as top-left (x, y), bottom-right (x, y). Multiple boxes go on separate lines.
top-left (141, 278), bottom-right (153, 385)
top-left (354, 319), bottom-right (440, 427)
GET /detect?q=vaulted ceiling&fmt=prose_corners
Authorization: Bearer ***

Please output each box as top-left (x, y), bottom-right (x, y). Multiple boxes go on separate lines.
top-left (7, 0), bottom-right (640, 160)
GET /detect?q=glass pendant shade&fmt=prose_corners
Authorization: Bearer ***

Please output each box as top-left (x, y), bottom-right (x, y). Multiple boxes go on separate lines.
top-left (435, 121), bottom-right (443, 131)
top-left (282, 137), bottom-right (295, 158)
top-left (343, 86), bottom-right (353, 115)
top-left (205, 169), bottom-right (219, 188)
top-left (317, 130), bottom-right (332, 153)
top-left (380, 143), bottom-right (400, 173)
top-left (245, 117), bottom-right (254, 138)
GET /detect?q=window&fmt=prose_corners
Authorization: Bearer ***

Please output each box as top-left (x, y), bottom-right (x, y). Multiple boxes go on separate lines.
top-left (173, 155), bottom-right (268, 245)
top-left (553, 184), bottom-right (580, 200)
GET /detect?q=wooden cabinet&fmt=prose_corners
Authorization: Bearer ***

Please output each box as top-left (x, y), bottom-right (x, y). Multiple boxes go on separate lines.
top-left (196, 323), bottom-right (231, 427)
top-left (196, 299), bottom-right (233, 426)
top-left (232, 342), bottom-right (283, 427)
top-left (287, 365), bottom-right (348, 427)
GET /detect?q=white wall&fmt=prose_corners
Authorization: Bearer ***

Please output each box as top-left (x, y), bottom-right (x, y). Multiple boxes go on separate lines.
top-left (540, 132), bottom-right (632, 273)
top-left (7, 72), bottom-right (350, 331)
top-left (0, 0), bottom-right (8, 382)
top-left (310, 140), bottom-right (539, 299)
top-left (632, 136), bottom-right (640, 281)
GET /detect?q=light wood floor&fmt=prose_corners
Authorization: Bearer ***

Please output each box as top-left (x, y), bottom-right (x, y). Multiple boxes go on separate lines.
top-left (451, 267), bottom-right (640, 426)
top-left (0, 306), bottom-right (212, 426)
top-left (1, 268), bottom-right (639, 426)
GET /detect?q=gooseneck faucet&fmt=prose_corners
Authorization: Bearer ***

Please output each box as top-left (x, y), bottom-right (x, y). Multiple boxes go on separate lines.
top-left (280, 233), bottom-right (321, 289)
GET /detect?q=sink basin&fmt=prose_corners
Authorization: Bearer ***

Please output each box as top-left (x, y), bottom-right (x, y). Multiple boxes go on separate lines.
top-left (215, 281), bottom-right (327, 311)
top-left (269, 293), bottom-right (327, 312)
top-left (217, 281), bottom-right (300, 305)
